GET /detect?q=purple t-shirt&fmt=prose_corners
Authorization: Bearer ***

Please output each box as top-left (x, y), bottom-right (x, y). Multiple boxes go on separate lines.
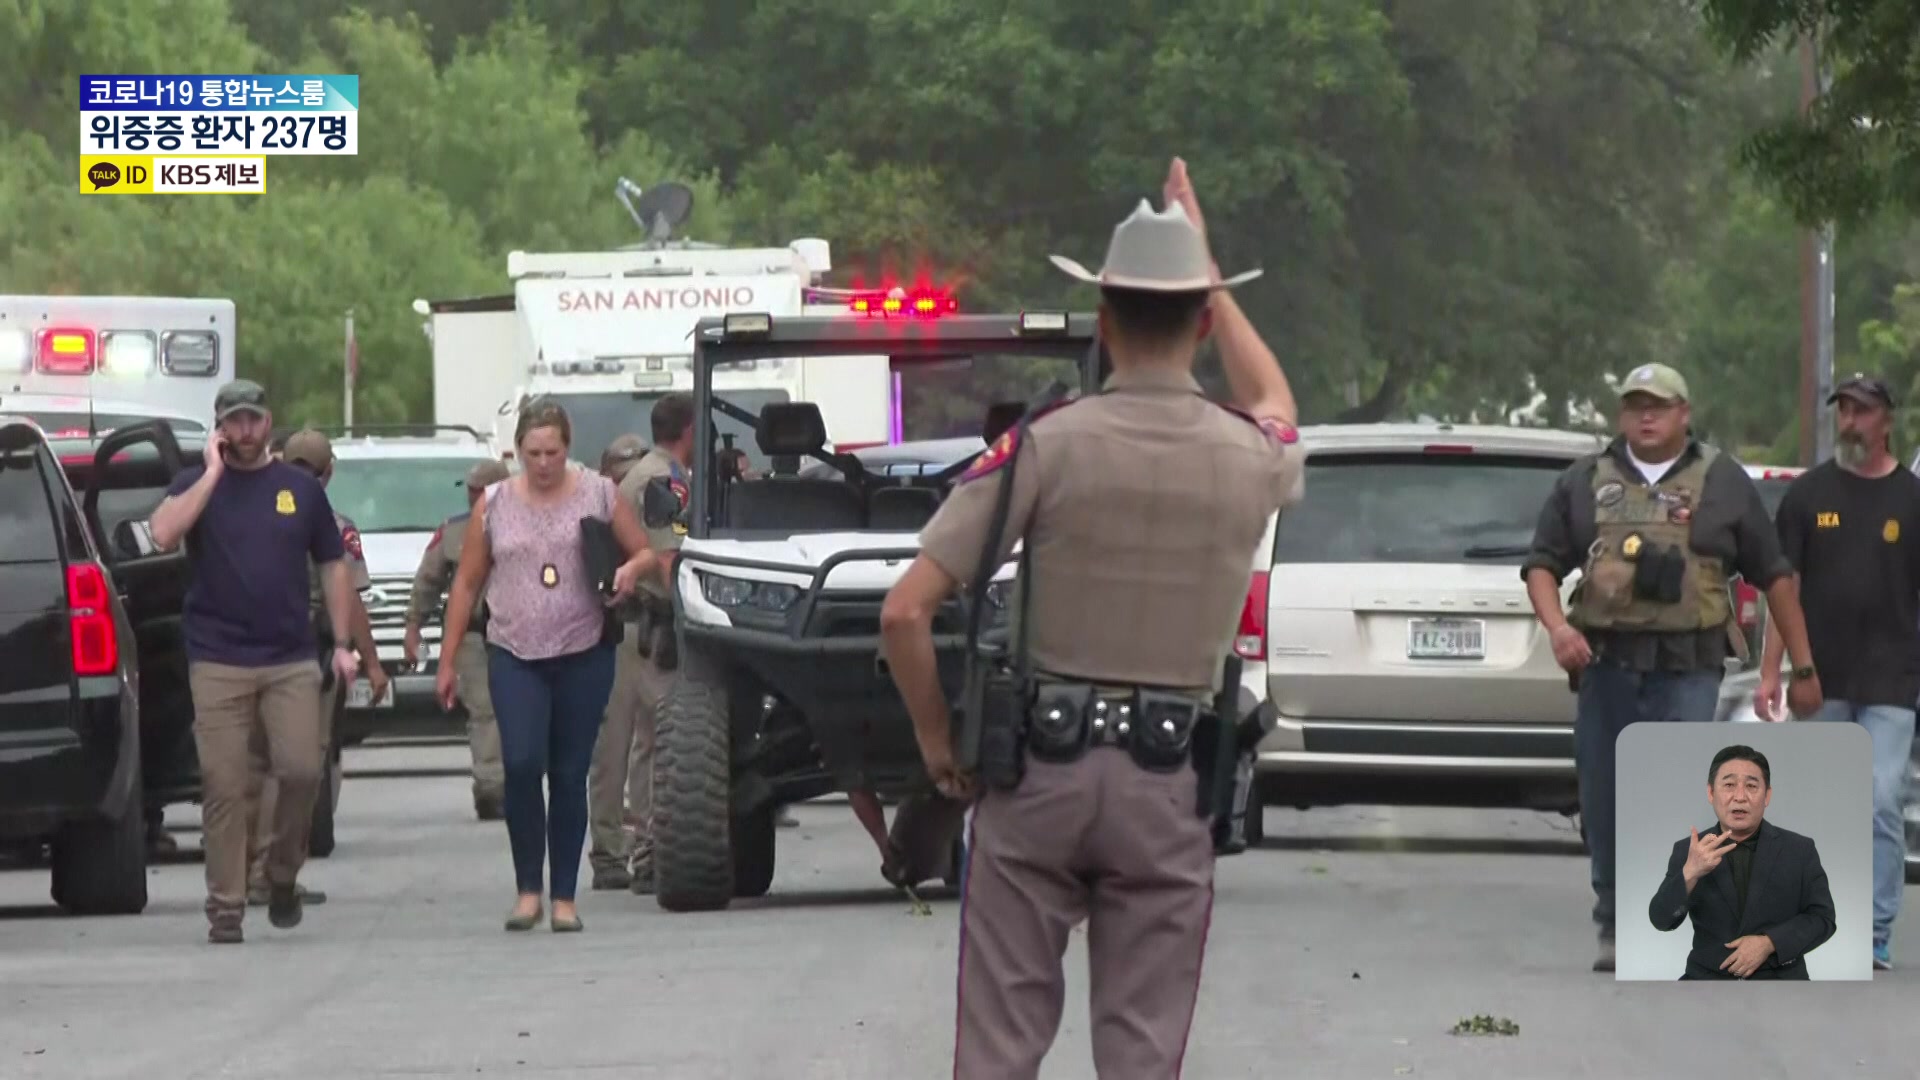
top-left (166, 460), bottom-right (345, 667)
top-left (482, 469), bottom-right (617, 661)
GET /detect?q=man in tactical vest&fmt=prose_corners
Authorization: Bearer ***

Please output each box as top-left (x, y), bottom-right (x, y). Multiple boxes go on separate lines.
top-left (251, 429), bottom-right (386, 906)
top-left (1522, 362), bottom-right (1820, 973)
top-left (601, 397), bottom-right (696, 894)
top-left (879, 159), bottom-right (1306, 1078)
top-left (404, 458), bottom-right (512, 819)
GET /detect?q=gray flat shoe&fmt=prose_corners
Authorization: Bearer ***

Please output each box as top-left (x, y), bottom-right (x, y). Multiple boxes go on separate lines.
top-left (550, 912), bottom-right (583, 933)
top-left (504, 905), bottom-right (543, 932)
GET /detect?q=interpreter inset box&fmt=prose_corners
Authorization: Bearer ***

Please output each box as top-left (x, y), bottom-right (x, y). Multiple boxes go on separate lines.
top-left (1615, 721), bottom-right (1871, 981)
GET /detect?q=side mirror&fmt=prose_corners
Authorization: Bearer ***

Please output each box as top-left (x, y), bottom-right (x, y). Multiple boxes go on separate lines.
top-left (641, 476), bottom-right (681, 529)
top-left (113, 518), bottom-right (158, 559)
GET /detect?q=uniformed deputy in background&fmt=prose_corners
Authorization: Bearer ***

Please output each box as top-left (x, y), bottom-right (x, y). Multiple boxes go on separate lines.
top-left (249, 429), bottom-right (386, 907)
top-left (598, 397), bottom-right (697, 895)
top-left (585, 431), bottom-right (652, 890)
top-left (879, 158), bottom-right (1306, 1079)
top-left (1521, 362), bottom-right (1820, 973)
top-left (405, 458), bottom-right (512, 820)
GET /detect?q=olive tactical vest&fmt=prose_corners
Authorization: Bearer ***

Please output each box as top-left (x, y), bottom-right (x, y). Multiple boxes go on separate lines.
top-left (1571, 447), bottom-right (1731, 633)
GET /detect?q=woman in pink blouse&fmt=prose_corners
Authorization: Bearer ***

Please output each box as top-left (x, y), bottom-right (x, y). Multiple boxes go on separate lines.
top-left (436, 401), bottom-right (658, 932)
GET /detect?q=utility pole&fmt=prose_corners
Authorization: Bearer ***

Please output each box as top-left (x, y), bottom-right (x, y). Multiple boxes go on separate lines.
top-left (1798, 33), bottom-right (1837, 466)
top-left (343, 308), bottom-right (356, 430)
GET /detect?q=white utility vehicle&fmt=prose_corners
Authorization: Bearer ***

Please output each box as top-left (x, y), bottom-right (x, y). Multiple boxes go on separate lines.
top-left (647, 308), bottom-right (1098, 912)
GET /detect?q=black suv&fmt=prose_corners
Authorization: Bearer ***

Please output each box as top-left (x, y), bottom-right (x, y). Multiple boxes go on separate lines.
top-left (0, 417), bottom-right (200, 913)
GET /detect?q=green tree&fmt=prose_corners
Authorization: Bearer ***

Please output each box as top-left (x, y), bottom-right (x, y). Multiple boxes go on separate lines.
top-left (1700, 0), bottom-right (1920, 226)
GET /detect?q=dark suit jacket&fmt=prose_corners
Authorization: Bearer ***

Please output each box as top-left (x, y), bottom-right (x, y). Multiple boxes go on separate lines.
top-left (1648, 820), bottom-right (1836, 980)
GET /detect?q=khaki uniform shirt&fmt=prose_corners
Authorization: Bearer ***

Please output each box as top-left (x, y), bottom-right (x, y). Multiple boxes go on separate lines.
top-left (309, 510), bottom-right (370, 617)
top-left (408, 512), bottom-right (486, 627)
top-left (616, 447), bottom-right (690, 605)
top-left (919, 367), bottom-right (1305, 691)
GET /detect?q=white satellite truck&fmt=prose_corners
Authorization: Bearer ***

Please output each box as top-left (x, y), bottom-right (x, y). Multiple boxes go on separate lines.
top-left (419, 180), bottom-right (931, 468)
top-left (643, 306), bottom-right (1101, 913)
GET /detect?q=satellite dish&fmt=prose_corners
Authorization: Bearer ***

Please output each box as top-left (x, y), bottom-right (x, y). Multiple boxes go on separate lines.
top-left (618, 181), bottom-right (695, 242)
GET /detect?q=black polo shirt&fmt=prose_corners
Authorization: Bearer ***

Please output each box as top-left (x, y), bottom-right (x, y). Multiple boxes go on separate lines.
top-left (1522, 437), bottom-right (1792, 672)
top-left (1774, 460), bottom-right (1920, 706)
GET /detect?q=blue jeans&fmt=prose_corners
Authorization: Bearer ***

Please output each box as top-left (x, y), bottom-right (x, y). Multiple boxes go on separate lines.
top-left (1808, 701), bottom-right (1916, 949)
top-left (487, 642), bottom-right (616, 901)
top-left (1575, 664), bottom-right (1722, 935)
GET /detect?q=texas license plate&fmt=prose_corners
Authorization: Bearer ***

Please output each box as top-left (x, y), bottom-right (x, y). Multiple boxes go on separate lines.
top-left (345, 680), bottom-right (390, 709)
top-left (1406, 618), bottom-right (1486, 660)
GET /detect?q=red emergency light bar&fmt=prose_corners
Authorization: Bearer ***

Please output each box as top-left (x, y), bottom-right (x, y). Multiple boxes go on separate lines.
top-left (845, 288), bottom-right (957, 319)
top-left (36, 328), bottom-right (97, 375)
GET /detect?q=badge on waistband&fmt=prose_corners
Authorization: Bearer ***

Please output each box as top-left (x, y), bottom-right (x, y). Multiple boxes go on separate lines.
top-left (540, 563), bottom-right (559, 588)
top-left (1621, 533), bottom-right (1643, 560)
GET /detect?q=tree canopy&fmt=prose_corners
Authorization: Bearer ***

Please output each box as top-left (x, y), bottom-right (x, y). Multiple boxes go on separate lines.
top-left (0, 0), bottom-right (1916, 462)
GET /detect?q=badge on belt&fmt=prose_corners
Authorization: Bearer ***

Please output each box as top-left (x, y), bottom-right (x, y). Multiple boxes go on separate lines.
top-left (540, 563), bottom-right (559, 588)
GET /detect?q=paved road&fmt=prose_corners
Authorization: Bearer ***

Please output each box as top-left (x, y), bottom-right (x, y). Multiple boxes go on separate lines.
top-left (0, 743), bottom-right (1913, 1079)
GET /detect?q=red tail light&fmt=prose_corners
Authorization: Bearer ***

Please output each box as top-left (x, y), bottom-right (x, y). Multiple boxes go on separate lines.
top-left (66, 562), bottom-right (118, 676)
top-left (36, 328), bottom-right (98, 375)
top-left (1423, 444), bottom-right (1475, 455)
top-left (1235, 570), bottom-right (1269, 660)
top-left (1733, 581), bottom-right (1760, 630)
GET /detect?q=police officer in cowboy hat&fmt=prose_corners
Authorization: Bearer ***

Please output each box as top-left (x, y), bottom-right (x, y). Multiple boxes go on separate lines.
top-left (879, 158), bottom-right (1305, 1078)
top-left (1521, 361), bottom-right (1820, 972)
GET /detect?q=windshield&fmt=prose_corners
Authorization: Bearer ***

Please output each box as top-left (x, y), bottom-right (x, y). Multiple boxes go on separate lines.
top-left (558, 389), bottom-right (792, 472)
top-left (1273, 452), bottom-right (1571, 565)
top-left (896, 354), bottom-right (1079, 440)
top-left (325, 457), bottom-right (481, 534)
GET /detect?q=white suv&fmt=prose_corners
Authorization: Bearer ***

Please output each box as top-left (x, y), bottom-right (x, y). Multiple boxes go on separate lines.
top-left (1249, 422), bottom-right (1605, 819)
top-left (313, 426), bottom-right (502, 741)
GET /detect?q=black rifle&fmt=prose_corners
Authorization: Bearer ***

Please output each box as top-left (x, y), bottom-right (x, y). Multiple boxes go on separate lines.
top-left (951, 386), bottom-right (1066, 789)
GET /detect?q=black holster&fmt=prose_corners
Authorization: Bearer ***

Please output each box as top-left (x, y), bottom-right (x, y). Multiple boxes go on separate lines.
top-left (956, 639), bottom-right (1027, 791)
top-left (313, 610), bottom-right (336, 692)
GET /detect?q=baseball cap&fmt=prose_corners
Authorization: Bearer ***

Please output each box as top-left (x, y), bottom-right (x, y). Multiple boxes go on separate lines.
top-left (214, 379), bottom-right (269, 421)
top-left (462, 460), bottom-right (510, 490)
top-left (1618, 363), bottom-right (1689, 403)
top-left (1828, 372), bottom-right (1895, 410)
top-left (282, 429), bottom-right (333, 471)
top-left (601, 434), bottom-right (648, 477)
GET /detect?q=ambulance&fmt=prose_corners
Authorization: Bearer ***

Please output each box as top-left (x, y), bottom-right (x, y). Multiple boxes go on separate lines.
top-left (0, 295), bottom-right (234, 433)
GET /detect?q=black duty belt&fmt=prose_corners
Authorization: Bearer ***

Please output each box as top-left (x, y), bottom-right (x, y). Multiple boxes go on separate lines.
top-left (1024, 681), bottom-right (1214, 773)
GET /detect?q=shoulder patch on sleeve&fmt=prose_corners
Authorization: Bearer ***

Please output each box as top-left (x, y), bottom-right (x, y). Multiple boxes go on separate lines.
top-left (427, 525), bottom-right (445, 549)
top-left (1217, 403), bottom-right (1298, 445)
top-left (341, 525), bottom-right (364, 561)
top-left (960, 429), bottom-right (1019, 483)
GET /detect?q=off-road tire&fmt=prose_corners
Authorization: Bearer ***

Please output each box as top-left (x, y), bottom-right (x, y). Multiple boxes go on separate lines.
top-left (732, 802), bottom-right (776, 899)
top-left (50, 775), bottom-right (149, 916)
top-left (652, 677), bottom-right (735, 912)
top-left (308, 747), bottom-right (343, 858)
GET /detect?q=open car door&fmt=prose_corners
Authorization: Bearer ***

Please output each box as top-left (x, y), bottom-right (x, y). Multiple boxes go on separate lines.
top-left (77, 420), bottom-right (199, 815)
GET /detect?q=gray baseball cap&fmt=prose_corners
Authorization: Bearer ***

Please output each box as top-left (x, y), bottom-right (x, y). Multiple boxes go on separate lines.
top-left (214, 379), bottom-right (269, 421)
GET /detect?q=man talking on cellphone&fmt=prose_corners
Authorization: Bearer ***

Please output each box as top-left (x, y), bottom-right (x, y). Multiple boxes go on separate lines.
top-left (149, 379), bottom-right (360, 944)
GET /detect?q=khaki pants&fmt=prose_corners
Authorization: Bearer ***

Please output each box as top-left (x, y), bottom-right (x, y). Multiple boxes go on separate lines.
top-left (189, 660), bottom-right (324, 923)
top-left (456, 632), bottom-right (504, 799)
top-left (588, 632), bottom-right (672, 872)
top-left (248, 678), bottom-right (339, 892)
top-left (953, 749), bottom-right (1215, 1079)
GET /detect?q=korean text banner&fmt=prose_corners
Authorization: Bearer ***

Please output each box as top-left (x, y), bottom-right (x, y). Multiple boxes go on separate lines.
top-left (80, 76), bottom-right (359, 112)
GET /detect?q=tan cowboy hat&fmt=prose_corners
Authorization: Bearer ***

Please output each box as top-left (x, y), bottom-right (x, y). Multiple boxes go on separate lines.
top-left (1049, 200), bottom-right (1262, 292)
